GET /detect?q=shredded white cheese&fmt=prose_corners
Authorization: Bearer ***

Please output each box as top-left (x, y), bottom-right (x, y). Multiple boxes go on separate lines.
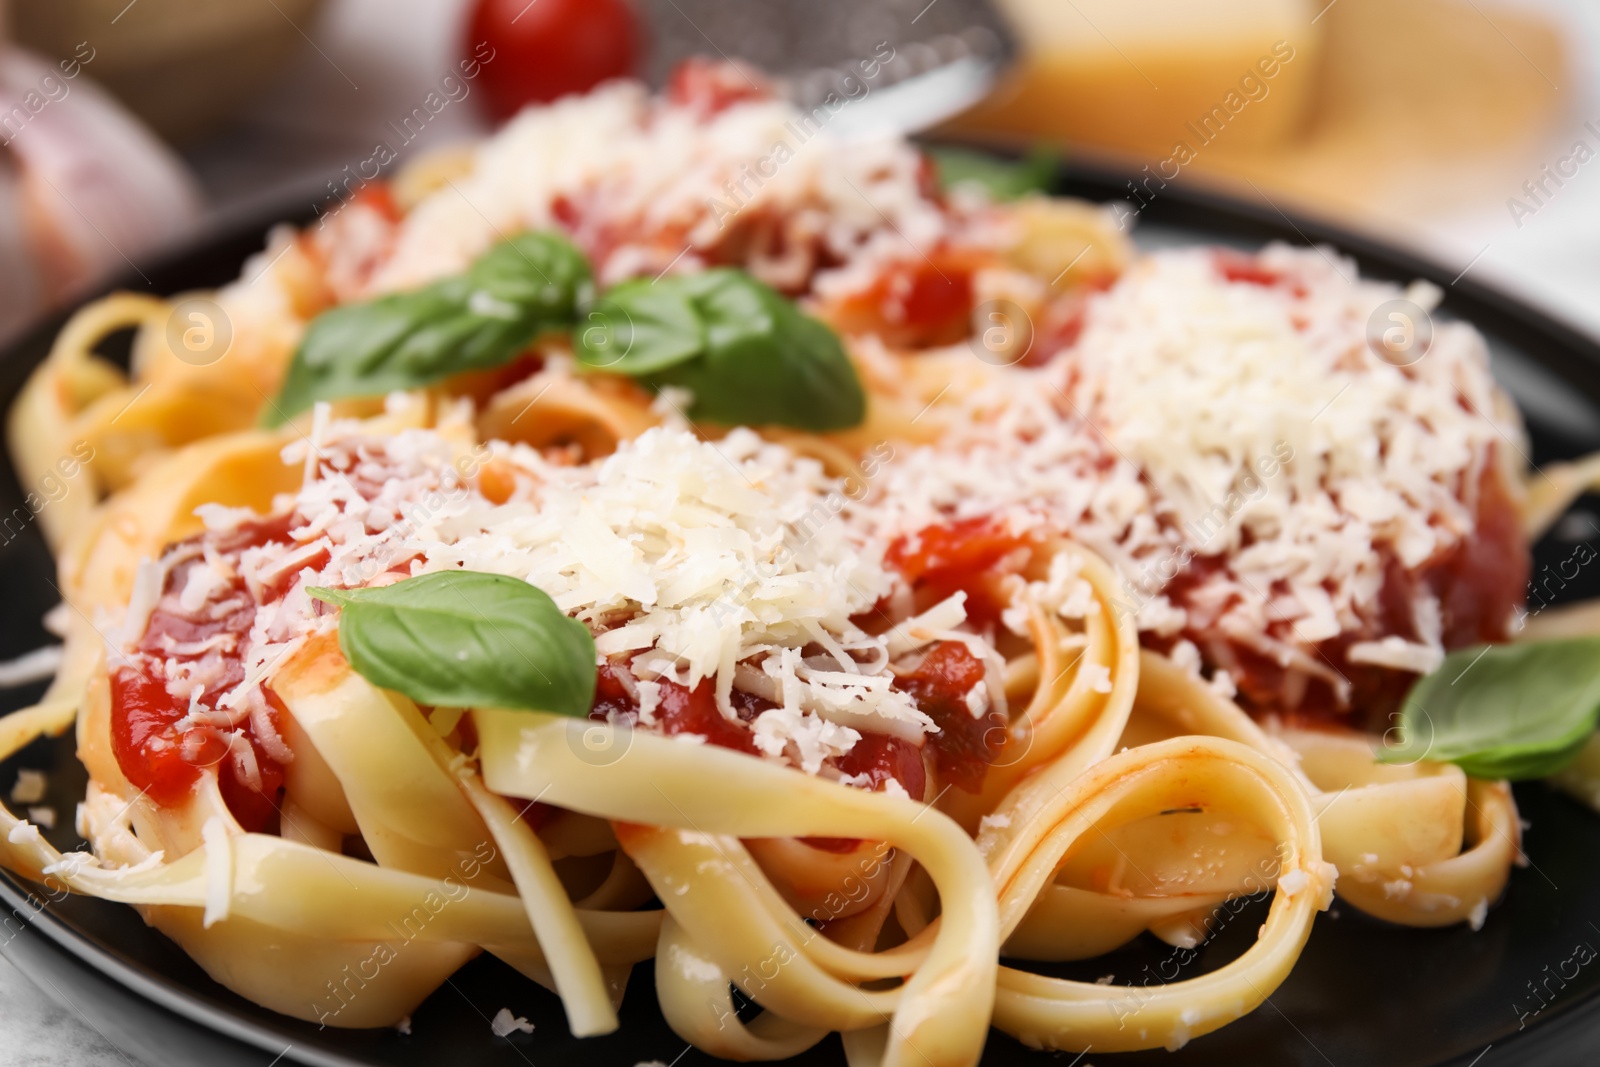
top-left (366, 83), bottom-right (965, 299)
top-left (200, 817), bottom-right (232, 929)
top-left (491, 1008), bottom-right (535, 1038)
top-left (131, 422), bottom-right (968, 781)
top-left (0, 645), bottom-right (64, 688)
top-left (1277, 868), bottom-right (1309, 898)
top-left (858, 244), bottom-right (1520, 709)
top-left (9, 769), bottom-right (47, 805)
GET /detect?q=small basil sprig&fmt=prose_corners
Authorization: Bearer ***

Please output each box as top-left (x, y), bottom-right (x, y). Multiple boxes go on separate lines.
top-left (574, 268), bottom-right (865, 431)
top-left (308, 571), bottom-right (596, 716)
top-left (268, 232), bottom-right (592, 425)
top-left (1379, 638), bottom-right (1600, 779)
top-left (929, 145), bottom-right (1059, 201)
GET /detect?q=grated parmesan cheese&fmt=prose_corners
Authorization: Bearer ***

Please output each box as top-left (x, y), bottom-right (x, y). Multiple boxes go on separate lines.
top-left (9, 769), bottom-right (46, 805)
top-left (183, 73), bottom-right (1521, 728)
top-left (1277, 868), bottom-right (1309, 897)
top-left (856, 244), bottom-right (1521, 712)
top-left (364, 82), bottom-right (969, 301)
top-left (1347, 636), bottom-right (1444, 675)
top-left (0, 645), bottom-right (65, 688)
top-left (491, 1008), bottom-right (535, 1037)
top-left (201, 817), bottom-right (231, 928)
top-left (1079, 663), bottom-right (1114, 695)
top-left (126, 421), bottom-right (969, 782)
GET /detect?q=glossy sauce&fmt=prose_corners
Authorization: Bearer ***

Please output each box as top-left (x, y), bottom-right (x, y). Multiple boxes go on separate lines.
top-left (822, 252), bottom-right (979, 349)
top-left (886, 516), bottom-right (1036, 629)
top-left (590, 663), bottom-right (761, 756)
top-left (109, 516), bottom-right (303, 832)
top-left (885, 518), bottom-right (1037, 791)
top-left (895, 641), bottom-right (997, 794)
top-left (1154, 458), bottom-right (1527, 728)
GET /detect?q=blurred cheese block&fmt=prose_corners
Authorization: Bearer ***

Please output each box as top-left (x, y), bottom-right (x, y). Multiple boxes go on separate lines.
top-left (954, 0), bottom-right (1322, 154)
top-left (1210, 0), bottom-right (1567, 221)
top-left (950, 0), bottom-right (1568, 229)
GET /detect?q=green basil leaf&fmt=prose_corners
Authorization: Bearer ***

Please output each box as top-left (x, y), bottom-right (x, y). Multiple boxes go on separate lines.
top-left (308, 571), bottom-right (596, 716)
top-left (269, 231), bottom-right (592, 425)
top-left (1378, 638), bottom-right (1600, 780)
top-left (575, 268), bottom-right (866, 431)
top-left (576, 282), bottom-right (705, 375)
top-left (929, 144), bottom-right (1059, 201)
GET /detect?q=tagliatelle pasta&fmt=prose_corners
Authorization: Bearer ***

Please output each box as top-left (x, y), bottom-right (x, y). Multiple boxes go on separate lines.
top-left (1, 63), bottom-right (1596, 1066)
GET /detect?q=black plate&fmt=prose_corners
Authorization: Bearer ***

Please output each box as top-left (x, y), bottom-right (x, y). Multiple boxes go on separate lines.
top-left (4, 165), bottom-right (1600, 1067)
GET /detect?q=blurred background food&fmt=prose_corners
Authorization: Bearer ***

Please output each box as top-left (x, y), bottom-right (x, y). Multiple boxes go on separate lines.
top-left (957, 0), bottom-right (1569, 227)
top-left (0, 0), bottom-right (1593, 347)
top-left (10, 0), bottom-right (326, 143)
top-left (958, 0), bottom-right (1324, 153)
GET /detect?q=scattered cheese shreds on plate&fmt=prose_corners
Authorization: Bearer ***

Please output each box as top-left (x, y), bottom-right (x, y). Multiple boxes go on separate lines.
top-left (491, 1008), bottom-right (535, 1038)
top-left (9, 769), bottom-right (47, 805)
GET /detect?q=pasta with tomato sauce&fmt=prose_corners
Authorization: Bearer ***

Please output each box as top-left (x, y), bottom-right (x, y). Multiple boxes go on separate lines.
top-left (2, 61), bottom-right (1598, 1065)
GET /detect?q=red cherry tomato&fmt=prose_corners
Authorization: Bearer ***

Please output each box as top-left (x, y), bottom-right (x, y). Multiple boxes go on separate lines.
top-left (466, 0), bottom-right (641, 122)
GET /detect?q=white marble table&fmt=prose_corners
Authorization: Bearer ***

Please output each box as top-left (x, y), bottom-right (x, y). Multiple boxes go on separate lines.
top-left (0, 953), bottom-right (129, 1067)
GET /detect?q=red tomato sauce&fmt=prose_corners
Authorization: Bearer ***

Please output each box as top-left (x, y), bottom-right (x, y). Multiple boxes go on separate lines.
top-left (893, 640), bottom-right (997, 793)
top-left (551, 188), bottom-right (828, 298)
top-left (1213, 248), bottom-right (1310, 298)
top-left (666, 57), bottom-right (773, 116)
top-left (822, 253), bottom-right (980, 349)
top-left (346, 181), bottom-right (401, 224)
top-left (524, 56), bottom-right (777, 278)
top-left (800, 730), bottom-right (934, 853)
top-left (588, 660), bottom-right (929, 846)
top-left (881, 518), bottom-right (1029, 791)
top-left (543, 63), bottom-right (983, 311)
top-left (109, 516), bottom-right (303, 832)
top-left (1156, 458), bottom-right (1529, 730)
top-left (548, 188), bottom-right (686, 280)
top-left (887, 516), bottom-right (1036, 629)
top-left (590, 663), bottom-right (761, 756)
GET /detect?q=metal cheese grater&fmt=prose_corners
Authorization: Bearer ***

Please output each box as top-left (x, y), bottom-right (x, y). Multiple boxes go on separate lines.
top-left (637, 0), bottom-right (1017, 135)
